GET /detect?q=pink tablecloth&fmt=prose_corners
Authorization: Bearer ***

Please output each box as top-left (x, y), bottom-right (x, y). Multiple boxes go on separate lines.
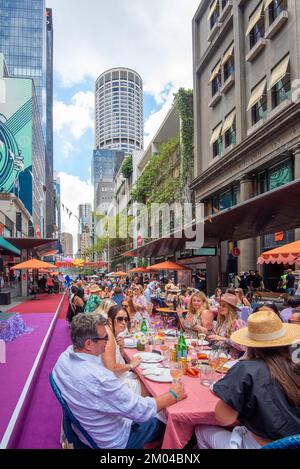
top-left (125, 347), bottom-right (219, 449)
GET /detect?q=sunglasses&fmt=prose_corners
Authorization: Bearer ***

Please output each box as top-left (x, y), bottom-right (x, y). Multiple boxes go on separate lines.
top-left (115, 316), bottom-right (130, 323)
top-left (91, 334), bottom-right (109, 342)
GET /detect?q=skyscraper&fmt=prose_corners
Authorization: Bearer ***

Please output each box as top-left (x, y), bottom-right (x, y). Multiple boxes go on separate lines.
top-left (0, 0), bottom-right (47, 122)
top-left (95, 67), bottom-right (144, 155)
top-left (45, 7), bottom-right (54, 238)
top-left (78, 203), bottom-right (93, 256)
top-left (0, 0), bottom-right (54, 238)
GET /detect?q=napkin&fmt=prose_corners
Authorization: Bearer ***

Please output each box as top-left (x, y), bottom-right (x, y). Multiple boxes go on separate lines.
top-left (124, 338), bottom-right (137, 347)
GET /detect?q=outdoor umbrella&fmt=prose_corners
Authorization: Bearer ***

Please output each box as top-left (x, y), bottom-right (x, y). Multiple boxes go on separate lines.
top-left (147, 261), bottom-right (191, 271)
top-left (11, 259), bottom-right (57, 270)
top-left (113, 271), bottom-right (128, 276)
top-left (257, 240), bottom-right (300, 265)
top-left (128, 267), bottom-right (151, 273)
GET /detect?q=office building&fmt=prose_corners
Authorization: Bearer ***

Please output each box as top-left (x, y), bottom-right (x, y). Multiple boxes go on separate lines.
top-left (0, 53), bottom-right (46, 235)
top-left (92, 149), bottom-right (124, 211)
top-left (95, 67), bottom-right (144, 155)
top-left (53, 173), bottom-right (61, 240)
top-left (78, 203), bottom-right (93, 255)
top-left (191, 0), bottom-right (300, 291)
top-left (61, 232), bottom-right (73, 257)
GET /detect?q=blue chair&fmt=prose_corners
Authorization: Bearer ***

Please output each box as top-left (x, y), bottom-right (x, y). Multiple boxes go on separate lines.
top-left (261, 435), bottom-right (300, 449)
top-left (49, 372), bottom-right (99, 449)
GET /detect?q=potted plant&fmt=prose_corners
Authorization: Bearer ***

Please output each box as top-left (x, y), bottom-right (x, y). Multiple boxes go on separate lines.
top-left (133, 331), bottom-right (148, 351)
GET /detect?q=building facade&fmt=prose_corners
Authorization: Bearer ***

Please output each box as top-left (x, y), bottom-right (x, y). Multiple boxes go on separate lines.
top-left (191, 0), bottom-right (300, 291)
top-left (53, 173), bottom-right (61, 240)
top-left (78, 203), bottom-right (93, 256)
top-left (0, 0), bottom-right (47, 122)
top-left (92, 149), bottom-right (124, 212)
top-left (95, 67), bottom-right (144, 155)
top-left (61, 232), bottom-right (73, 258)
top-left (0, 53), bottom-right (46, 235)
top-left (45, 7), bottom-right (54, 238)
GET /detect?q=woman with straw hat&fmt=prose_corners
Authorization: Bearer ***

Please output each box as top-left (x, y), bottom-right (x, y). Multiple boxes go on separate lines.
top-left (196, 310), bottom-right (300, 449)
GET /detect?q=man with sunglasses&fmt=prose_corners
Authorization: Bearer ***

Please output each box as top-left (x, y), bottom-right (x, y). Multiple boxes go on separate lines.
top-left (52, 314), bottom-right (187, 449)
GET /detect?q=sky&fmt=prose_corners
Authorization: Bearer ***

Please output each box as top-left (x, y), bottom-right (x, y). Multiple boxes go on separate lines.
top-left (46, 0), bottom-right (200, 252)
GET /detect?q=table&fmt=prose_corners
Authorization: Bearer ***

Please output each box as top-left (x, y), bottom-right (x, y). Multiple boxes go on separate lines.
top-left (156, 308), bottom-right (178, 329)
top-left (125, 346), bottom-right (219, 449)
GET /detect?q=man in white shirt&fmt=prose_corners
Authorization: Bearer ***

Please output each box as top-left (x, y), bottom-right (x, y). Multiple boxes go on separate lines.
top-left (52, 314), bottom-right (187, 449)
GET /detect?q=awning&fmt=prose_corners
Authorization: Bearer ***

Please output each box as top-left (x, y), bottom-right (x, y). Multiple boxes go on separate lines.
top-left (268, 55), bottom-right (290, 90)
top-left (208, 0), bottom-right (218, 20)
top-left (0, 236), bottom-right (21, 256)
top-left (221, 43), bottom-right (234, 65)
top-left (210, 122), bottom-right (223, 145)
top-left (221, 109), bottom-right (236, 136)
top-left (209, 61), bottom-right (221, 84)
top-left (125, 180), bottom-right (300, 258)
top-left (246, 2), bottom-right (264, 36)
top-left (247, 78), bottom-right (267, 111)
top-left (258, 240), bottom-right (300, 265)
top-left (264, 0), bottom-right (273, 10)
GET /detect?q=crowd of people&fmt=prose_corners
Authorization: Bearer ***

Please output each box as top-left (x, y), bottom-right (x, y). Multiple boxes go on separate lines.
top-left (50, 272), bottom-right (300, 449)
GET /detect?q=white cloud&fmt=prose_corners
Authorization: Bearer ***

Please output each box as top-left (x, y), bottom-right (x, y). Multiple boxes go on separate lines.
top-left (58, 172), bottom-right (93, 253)
top-left (53, 91), bottom-right (94, 139)
top-left (46, 0), bottom-right (199, 98)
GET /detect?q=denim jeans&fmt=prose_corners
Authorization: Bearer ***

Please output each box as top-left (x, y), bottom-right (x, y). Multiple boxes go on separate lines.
top-left (125, 418), bottom-right (165, 449)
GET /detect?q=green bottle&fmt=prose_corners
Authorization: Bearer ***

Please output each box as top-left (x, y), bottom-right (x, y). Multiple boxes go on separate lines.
top-left (176, 330), bottom-right (187, 361)
top-left (140, 318), bottom-right (148, 334)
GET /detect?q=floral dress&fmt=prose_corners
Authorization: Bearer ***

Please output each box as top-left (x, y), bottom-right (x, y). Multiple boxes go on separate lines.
top-left (84, 294), bottom-right (101, 313)
top-left (216, 318), bottom-right (246, 359)
top-left (133, 295), bottom-right (151, 324)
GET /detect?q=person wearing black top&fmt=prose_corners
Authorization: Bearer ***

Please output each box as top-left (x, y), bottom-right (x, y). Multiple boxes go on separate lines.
top-left (196, 310), bottom-right (300, 449)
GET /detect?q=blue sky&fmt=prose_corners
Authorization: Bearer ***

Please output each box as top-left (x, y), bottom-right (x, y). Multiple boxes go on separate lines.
top-left (47, 0), bottom-right (199, 249)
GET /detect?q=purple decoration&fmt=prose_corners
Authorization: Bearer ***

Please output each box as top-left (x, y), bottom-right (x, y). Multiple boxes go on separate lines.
top-left (0, 313), bottom-right (35, 342)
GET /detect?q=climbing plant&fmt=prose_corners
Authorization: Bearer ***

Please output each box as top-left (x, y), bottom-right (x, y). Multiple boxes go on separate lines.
top-left (120, 155), bottom-right (133, 179)
top-left (174, 88), bottom-right (194, 200)
top-left (130, 136), bottom-right (181, 205)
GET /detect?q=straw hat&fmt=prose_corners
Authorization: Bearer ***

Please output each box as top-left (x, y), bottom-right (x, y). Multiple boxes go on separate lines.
top-left (90, 284), bottom-right (101, 294)
top-left (231, 310), bottom-right (300, 348)
top-left (220, 293), bottom-right (239, 311)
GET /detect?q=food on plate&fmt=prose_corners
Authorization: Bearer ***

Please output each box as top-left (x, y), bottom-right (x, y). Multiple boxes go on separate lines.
top-left (197, 353), bottom-right (208, 360)
top-left (186, 367), bottom-right (200, 377)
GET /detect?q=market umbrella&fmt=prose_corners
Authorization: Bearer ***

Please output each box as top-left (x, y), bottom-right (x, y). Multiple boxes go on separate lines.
top-left (114, 271), bottom-right (128, 276)
top-left (128, 267), bottom-right (151, 273)
top-left (11, 259), bottom-right (57, 270)
top-left (146, 261), bottom-right (191, 271)
top-left (257, 240), bottom-right (300, 265)
top-left (106, 272), bottom-right (116, 277)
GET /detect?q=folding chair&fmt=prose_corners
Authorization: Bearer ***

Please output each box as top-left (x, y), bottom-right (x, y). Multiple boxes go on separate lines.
top-left (49, 372), bottom-right (99, 449)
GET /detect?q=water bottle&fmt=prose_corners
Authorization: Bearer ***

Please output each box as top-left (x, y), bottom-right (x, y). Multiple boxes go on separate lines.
top-left (176, 330), bottom-right (188, 361)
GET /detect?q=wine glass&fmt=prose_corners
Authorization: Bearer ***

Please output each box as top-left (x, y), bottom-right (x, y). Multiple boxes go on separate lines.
top-left (216, 347), bottom-right (230, 376)
top-left (169, 360), bottom-right (183, 384)
top-left (160, 343), bottom-right (169, 366)
top-left (198, 332), bottom-right (206, 351)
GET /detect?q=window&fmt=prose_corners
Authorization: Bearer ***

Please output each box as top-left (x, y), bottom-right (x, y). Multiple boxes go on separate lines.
top-left (247, 78), bottom-right (267, 125)
top-left (222, 109), bottom-right (236, 148)
top-left (208, 0), bottom-right (220, 29)
top-left (270, 55), bottom-right (291, 108)
top-left (225, 126), bottom-right (236, 148)
top-left (258, 159), bottom-right (293, 194)
top-left (209, 61), bottom-right (222, 96)
top-left (267, 0), bottom-right (288, 25)
top-left (246, 3), bottom-right (265, 49)
top-left (224, 57), bottom-right (234, 81)
top-left (213, 137), bottom-right (223, 158)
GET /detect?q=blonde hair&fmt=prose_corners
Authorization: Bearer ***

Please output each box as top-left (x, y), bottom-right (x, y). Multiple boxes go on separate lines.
top-left (188, 291), bottom-right (211, 319)
top-left (216, 304), bottom-right (238, 337)
top-left (94, 299), bottom-right (116, 316)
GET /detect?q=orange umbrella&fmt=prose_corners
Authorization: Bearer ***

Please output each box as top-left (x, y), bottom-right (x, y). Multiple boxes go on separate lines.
top-left (147, 261), bottom-right (191, 271)
top-left (11, 259), bottom-right (57, 270)
top-left (258, 240), bottom-right (300, 265)
top-left (129, 267), bottom-right (151, 273)
top-left (114, 271), bottom-right (128, 276)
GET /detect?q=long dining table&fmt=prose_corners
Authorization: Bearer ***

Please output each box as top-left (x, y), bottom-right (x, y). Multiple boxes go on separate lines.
top-left (124, 345), bottom-right (219, 449)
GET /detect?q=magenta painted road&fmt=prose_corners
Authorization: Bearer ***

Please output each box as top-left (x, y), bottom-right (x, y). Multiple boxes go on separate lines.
top-left (0, 313), bottom-right (55, 443)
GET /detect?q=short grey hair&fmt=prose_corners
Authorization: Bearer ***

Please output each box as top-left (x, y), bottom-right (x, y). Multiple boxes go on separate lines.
top-left (71, 314), bottom-right (107, 349)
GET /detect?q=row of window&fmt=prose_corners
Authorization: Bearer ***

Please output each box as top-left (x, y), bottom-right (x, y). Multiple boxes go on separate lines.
top-left (211, 53), bottom-right (291, 158)
top-left (209, 158), bottom-right (292, 213)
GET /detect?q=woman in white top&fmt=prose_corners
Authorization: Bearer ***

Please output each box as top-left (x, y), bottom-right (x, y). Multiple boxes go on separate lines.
top-left (101, 304), bottom-right (145, 396)
top-left (132, 285), bottom-right (151, 325)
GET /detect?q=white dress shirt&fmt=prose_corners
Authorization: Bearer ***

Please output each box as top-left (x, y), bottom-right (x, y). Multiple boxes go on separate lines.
top-left (52, 346), bottom-right (157, 449)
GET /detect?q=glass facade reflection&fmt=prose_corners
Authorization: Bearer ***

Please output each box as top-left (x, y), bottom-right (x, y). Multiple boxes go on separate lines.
top-left (0, 0), bottom-right (46, 122)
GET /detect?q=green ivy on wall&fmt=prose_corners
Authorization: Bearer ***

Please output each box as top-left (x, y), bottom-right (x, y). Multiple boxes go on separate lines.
top-left (121, 155), bottom-right (133, 179)
top-left (130, 136), bottom-right (181, 204)
top-left (174, 88), bottom-right (194, 195)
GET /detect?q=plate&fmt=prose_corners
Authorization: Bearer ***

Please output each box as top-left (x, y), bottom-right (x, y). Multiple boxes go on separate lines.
top-left (185, 339), bottom-right (209, 347)
top-left (142, 368), bottom-right (172, 383)
top-left (133, 352), bottom-right (164, 363)
top-left (124, 339), bottom-right (137, 348)
top-left (210, 383), bottom-right (216, 394)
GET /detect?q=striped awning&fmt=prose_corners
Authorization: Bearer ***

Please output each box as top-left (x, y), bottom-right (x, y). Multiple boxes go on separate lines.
top-left (268, 55), bottom-right (290, 90)
top-left (221, 110), bottom-right (236, 135)
top-left (247, 78), bottom-right (267, 111)
top-left (210, 122), bottom-right (223, 145)
top-left (246, 2), bottom-right (264, 36)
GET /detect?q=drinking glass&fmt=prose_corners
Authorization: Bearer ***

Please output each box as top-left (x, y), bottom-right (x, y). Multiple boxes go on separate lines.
top-left (169, 360), bottom-right (184, 384)
top-left (198, 332), bottom-right (206, 351)
top-left (199, 364), bottom-right (214, 387)
top-left (160, 343), bottom-right (169, 366)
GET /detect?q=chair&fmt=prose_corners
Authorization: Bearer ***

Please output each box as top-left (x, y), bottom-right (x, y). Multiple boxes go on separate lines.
top-left (49, 372), bottom-right (99, 449)
top-left (261, 434), bottom-right (300, 449)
